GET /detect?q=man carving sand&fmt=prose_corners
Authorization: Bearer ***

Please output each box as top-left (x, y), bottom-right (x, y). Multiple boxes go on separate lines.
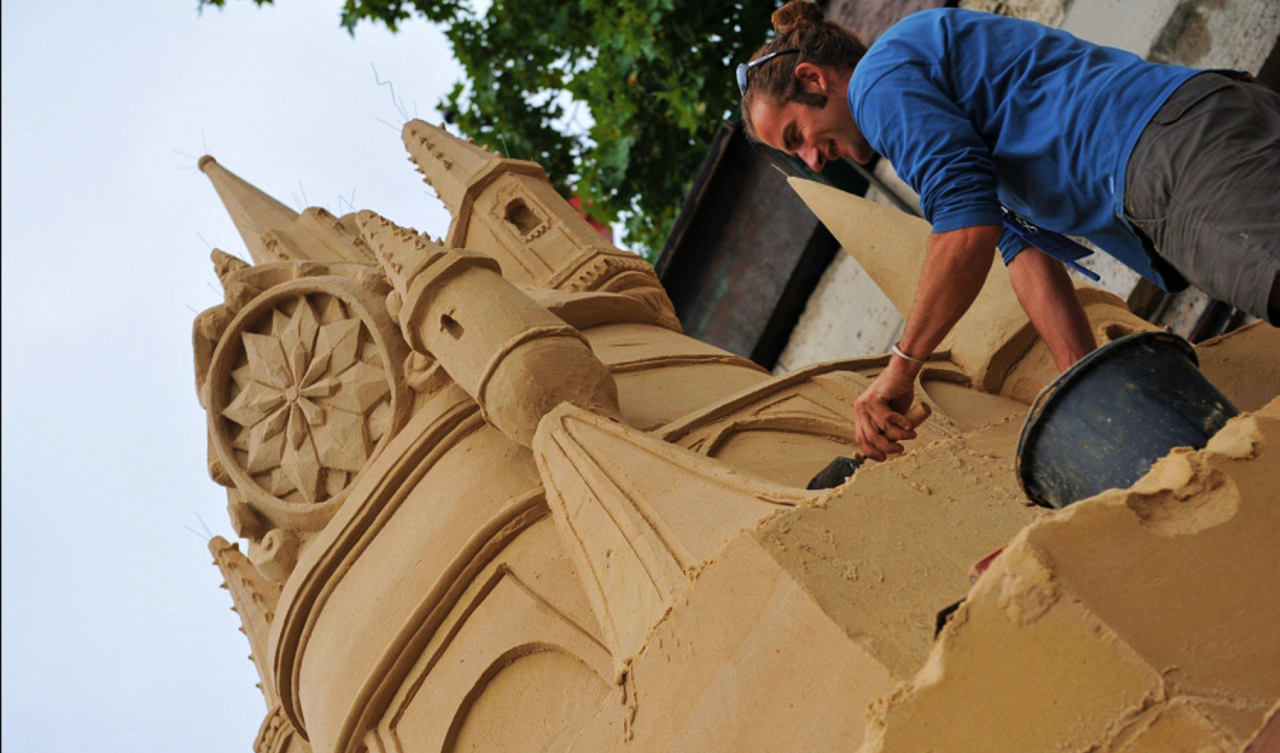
top-left (739, 1), bottom-right (1280, 461)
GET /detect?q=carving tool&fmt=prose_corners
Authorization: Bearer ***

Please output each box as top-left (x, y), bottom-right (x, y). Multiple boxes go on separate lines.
top-left (806, 403), bottom-right (933, 489)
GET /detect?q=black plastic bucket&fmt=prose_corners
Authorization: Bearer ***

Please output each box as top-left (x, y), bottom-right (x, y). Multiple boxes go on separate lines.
top-left (1016, 331), bottom-right (1238, 509)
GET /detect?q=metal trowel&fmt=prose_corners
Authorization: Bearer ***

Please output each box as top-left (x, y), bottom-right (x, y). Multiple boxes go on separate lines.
top-left (805, 402), bottom-right (932, 490)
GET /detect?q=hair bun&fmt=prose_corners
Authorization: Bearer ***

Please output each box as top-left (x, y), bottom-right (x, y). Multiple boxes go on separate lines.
top-left (772, 0), bottom-right (825, 35)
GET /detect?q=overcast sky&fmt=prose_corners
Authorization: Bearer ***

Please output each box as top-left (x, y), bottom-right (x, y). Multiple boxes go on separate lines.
top-left (1, 1), bottom-right (476, 750)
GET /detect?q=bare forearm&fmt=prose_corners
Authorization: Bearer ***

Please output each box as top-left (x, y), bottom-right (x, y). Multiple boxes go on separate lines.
top-left (852, 224), bottom-right (998, 460)
top-left (895, 224), bottom-right (1001, 367)
top-left (1007, 247), bottom-right (1096, 371)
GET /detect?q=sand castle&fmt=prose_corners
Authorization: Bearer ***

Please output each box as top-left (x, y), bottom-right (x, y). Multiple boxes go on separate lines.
top-left (193, 121), bottom-right (1280, 753)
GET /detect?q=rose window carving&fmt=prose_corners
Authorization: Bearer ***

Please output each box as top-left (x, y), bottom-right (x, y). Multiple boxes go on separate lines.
top-left (211, 285), bottom-right (405, 512)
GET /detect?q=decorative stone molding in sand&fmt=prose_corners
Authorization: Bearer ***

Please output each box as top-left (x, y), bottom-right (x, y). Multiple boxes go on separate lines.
top-left (210, 537), bottom-right (312, 753)
top-left (195, 121), bottom-right (1280, 753)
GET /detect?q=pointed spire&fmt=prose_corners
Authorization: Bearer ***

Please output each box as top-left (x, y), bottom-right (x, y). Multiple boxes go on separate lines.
top-left (209, 535), bottom-right (283, 708)
top-left (402, 120), bottom-right (503, 213)
top-left (199, 155), bottom-right (299, 265)
top-left (355, 209), bottom-right (446, 299)
top-left (399, 120), bottom-right (680, 327)
top-left (786, 177), bottom-right (1030, 387)
top-left (788, 177), bottom-right (932, 319)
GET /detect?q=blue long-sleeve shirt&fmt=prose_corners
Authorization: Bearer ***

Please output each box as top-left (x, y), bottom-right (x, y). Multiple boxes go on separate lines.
top-left (847, 9), bottom-right (1198, 289)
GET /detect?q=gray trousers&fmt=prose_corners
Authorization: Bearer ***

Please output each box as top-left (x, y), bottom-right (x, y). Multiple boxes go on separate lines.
top-left (1125, 72), bottom-right (1280, 322)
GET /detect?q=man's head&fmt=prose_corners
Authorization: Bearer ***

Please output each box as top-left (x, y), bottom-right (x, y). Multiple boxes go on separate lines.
top-left (740, 0), bottom-right (871, 171)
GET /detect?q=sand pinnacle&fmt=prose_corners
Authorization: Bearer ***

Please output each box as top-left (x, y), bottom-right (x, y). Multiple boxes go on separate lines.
top-left (401, 120), bottom-right (502, 213)
top-left (199, 155), bottom-right (301, 265)
top-left (208, 536), bottom-right (283, 708)
top-left (355, 209), bottom-right (445, 299)
top-left (788, 177), bottom-right (931, 319)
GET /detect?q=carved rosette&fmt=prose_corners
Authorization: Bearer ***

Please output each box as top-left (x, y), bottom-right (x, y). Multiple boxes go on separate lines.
top-left (207, 276), bottom-right (409, 533)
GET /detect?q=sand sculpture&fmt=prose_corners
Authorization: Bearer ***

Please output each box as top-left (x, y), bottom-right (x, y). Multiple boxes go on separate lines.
top-left (193, 122), bottom-right (1280, 753)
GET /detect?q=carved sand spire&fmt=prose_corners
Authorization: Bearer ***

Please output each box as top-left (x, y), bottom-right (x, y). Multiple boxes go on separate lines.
top-left (787, 178), bottom-right (931, 319)
top-left (199, 156), bottom-right (300, 264)
top-left (209, 535), bottom-right (283, 706)
top-left (354, 210), bottom-right (446, 296)
top-left (402, 119), bottom-right (680, 329)
top-left (209, 536), bottom-right (313, 753)
top-left (358, 209), bottom-right (621, 446)
top-left (402, 120), bottom-right (504, 214)
top-left (200, 155), bottom-right (375, 265)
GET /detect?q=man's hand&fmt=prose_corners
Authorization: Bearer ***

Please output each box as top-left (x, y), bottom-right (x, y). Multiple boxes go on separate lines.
top-left (854, 360), bottom-right (918, 461)
top-left (854, 223), bottom-right (1001, 461)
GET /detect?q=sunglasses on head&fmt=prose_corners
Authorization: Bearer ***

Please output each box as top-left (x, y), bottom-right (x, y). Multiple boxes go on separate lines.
top-left (736, 48), bottom-right (801, 96)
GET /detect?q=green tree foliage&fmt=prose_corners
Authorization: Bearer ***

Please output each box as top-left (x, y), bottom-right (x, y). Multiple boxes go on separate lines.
top-left (199, 0), bottom-right (778, 258)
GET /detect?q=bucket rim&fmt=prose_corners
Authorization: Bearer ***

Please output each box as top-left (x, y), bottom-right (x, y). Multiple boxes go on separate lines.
top-left (1014, 330), bottom-right (1197, 507)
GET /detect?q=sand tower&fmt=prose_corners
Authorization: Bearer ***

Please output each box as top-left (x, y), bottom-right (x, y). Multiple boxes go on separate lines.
top-left (193, 122), bottom-right (1280, 753)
